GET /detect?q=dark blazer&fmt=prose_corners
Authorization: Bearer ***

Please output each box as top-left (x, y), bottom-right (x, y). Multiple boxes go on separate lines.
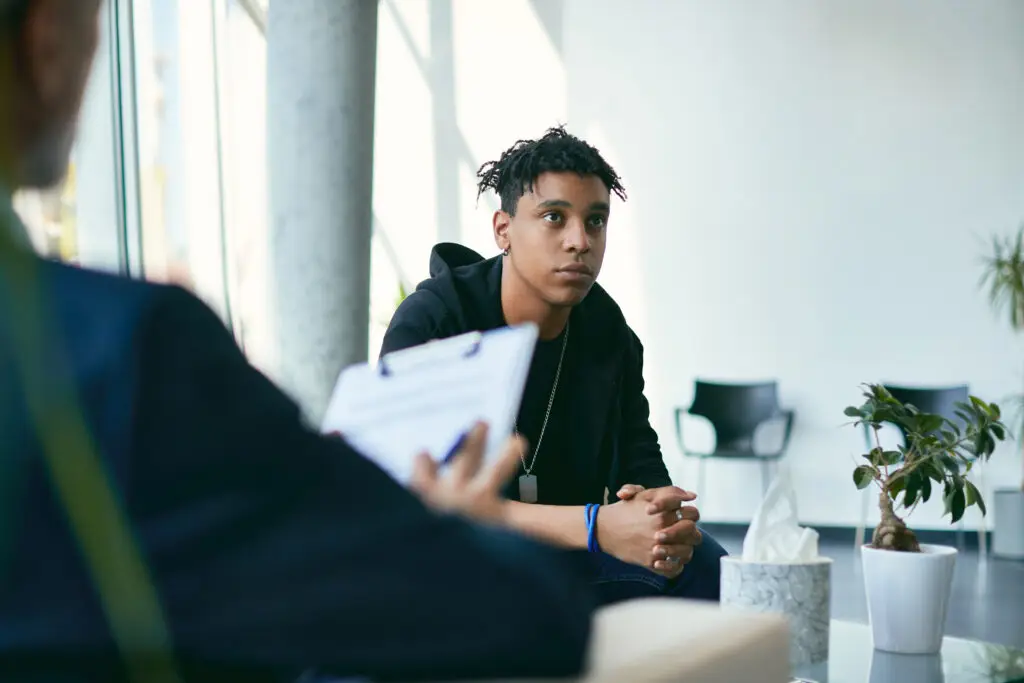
top-left (381, 243), bottom-right (673, 504)
top-left (0, 241), bottom-right (592, 682)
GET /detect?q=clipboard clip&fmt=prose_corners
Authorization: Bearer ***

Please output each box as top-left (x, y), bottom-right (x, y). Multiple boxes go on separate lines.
top-left (378, 331), bottom-right (484, 377)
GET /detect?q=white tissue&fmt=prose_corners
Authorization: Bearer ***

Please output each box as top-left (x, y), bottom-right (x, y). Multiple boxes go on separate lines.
top-left (742, 465), bottom-right (819, 563)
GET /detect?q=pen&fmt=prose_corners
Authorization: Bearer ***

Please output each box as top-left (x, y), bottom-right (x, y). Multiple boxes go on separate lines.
top-left (441, 430), bottom-right (470, 466)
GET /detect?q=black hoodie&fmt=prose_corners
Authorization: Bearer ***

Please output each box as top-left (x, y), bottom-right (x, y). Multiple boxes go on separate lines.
top-left (382, 243), bottom-right (671, 505)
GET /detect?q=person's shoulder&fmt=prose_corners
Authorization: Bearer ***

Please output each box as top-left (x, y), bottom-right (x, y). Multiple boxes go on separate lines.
top-left (391, 287), bottom-right (449, 329)
top-left (41, 260), bottom-right (234, 372)
top-left (577, 283), bottom-right (648, 362)
top-left (43, 260), bottom-right (220, 334)
top-left (43, 259), bottom-right (156, 310)
top-left (382, 286), bottom-right (454, 356)
top-left (579, 283), bottom-right (629, 333)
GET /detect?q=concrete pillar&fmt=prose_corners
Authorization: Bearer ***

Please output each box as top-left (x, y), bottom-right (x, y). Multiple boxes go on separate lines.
top-left (266, 0), bottom-right (378, 422)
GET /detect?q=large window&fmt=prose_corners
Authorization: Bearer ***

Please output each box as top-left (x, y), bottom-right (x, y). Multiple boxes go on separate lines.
top-left (131, 0), bottom-right (232, 323)
top-left (127, 0), bottom-right (271, 350)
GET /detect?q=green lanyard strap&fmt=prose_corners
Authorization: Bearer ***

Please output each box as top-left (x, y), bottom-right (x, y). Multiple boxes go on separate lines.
top-left (1, 230), bottom-right (181, 683)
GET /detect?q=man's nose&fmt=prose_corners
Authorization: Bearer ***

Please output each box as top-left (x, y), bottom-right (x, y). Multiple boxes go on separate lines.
top-left (563, 219), bottom-right (590, 253)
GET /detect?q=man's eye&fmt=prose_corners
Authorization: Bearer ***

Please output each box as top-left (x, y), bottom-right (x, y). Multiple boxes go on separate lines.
top-left (542, 212), bottom-right (563, 224)
top-left (588, 215), bottom-right (607, 229)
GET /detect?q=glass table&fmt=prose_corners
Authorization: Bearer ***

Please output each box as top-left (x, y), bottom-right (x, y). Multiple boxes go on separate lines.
top-left (793, 620), bottom-right (1024, 683)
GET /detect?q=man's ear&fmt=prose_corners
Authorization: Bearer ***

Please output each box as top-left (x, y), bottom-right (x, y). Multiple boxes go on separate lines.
top-left (492, 210), bottom-right (512, 252)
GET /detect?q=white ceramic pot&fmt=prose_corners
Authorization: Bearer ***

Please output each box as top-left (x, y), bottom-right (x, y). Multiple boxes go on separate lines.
top-left (861, 544), bottom-right (957, 654)
top-left (992, 489), bottom-right (1024, 560)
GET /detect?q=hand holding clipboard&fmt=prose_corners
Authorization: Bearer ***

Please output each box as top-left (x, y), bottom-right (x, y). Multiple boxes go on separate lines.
top-left (321, 324), bottom-right (538, 485)
top-left (408, 421), bottom-right (527, 525)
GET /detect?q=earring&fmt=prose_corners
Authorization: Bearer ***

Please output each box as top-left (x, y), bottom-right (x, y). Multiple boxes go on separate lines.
top-left (502, 247), bottom-right (510, 256)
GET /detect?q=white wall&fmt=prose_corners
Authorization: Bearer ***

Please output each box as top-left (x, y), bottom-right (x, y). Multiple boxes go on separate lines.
top-left (371, 0), bottom-right (1024, 530)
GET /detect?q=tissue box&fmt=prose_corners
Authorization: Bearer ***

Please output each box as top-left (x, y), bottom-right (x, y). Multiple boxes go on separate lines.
top-left (720, 557), bottom-right (832, 666)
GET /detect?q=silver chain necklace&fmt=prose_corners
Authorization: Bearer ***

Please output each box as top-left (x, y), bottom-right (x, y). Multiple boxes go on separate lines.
top-left (517, 319), bottom-right (569, 504)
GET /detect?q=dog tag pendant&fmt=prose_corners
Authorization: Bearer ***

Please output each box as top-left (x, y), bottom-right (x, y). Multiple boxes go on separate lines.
top-left (519, 474), bottom-right (538, 503)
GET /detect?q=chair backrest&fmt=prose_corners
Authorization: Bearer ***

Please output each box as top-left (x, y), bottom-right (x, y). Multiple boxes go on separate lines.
top-left (688, 380), bottom-right (780, 451)
top-left (867, 384), bottom-right (970, 445)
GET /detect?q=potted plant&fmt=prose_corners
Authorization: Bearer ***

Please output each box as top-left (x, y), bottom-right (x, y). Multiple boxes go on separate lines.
top-left (845, 384), bottom-right (1007, 654)
top-left (980, 224), bottom-right (1024, 559)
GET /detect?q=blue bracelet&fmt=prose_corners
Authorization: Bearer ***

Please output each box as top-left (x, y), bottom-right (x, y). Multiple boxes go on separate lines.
top-left (585, 503), bottom-right (601, 553)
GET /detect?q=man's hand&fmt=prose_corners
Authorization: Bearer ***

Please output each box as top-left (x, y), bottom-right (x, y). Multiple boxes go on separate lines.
top-left (605, 485), bottom-right (702, 578)
top-left (651, 503), bottom-right (702, 578)
top-left (410, 422), bottom-right (523, 526)
top-left (615, 484), bottom-right (646, 501)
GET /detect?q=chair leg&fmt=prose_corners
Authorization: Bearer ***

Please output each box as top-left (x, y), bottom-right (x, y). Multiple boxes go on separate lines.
top-left (759, 460), bottom-right (771, 498)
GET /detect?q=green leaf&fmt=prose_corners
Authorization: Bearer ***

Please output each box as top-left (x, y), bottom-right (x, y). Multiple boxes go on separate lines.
top-left (882, 450), bottom-right (903, 465)
top-left (844, 406), bottom-right (863, 418)
top-left (903, 473), bottom-right (920, 507)
top-left (920, 415), bottom-right (944, 434)
top-left (945, 485), bottom-right (967, 523)
top-left (992, 424), bottom-right (1006, 440)
top-left (965, 480), bottom-right (987, 516)
top-left (921, 475), bottom-right (933, 502)
top-left (853, 465), bottom-right (875, 490)
top-left (889, 476), bottom-right (907, 497)
top-left (922, 459), bottom-right (945, 482)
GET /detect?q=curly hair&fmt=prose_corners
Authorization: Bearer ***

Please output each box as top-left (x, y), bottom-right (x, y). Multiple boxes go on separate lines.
top-left (476, 125), bottom-right (627, 215)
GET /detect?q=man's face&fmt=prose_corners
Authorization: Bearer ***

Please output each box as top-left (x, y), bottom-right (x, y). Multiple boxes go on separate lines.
top-left (494, 171), bottom-right (610, 308)
top-left (6, 0), bottom-right (102, 188)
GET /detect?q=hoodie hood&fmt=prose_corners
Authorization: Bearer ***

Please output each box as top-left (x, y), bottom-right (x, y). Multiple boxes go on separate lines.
top-left (428, 242), bottom-right (486, 277)
top-left (416, 242), bottom-right (505, 333)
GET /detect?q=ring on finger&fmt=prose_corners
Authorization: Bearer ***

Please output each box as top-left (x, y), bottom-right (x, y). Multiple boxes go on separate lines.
top-left (675, 509), bottom-right (684, 521)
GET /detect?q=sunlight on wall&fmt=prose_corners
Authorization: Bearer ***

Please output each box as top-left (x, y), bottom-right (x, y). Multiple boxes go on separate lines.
top-left (370, 0), bottom-right (569, 355)
top-left (451, 0), bottom-right (568, 247)
top-left (369, 1), bottom-right (439, 355)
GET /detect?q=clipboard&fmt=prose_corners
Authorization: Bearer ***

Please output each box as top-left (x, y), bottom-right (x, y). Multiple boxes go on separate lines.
top-left (321, 323), bottom-right (539, 484)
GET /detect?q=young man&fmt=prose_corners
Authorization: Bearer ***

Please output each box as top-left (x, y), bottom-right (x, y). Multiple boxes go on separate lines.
top-left (0, 2), bottom-right (593, 681)
top-left (382, 126), bottom-right (727, 604)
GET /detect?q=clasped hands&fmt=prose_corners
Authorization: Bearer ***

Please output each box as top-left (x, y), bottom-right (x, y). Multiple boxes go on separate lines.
top-left (406, 422), bottom-right (702, 579)
top-left (603, 483), bottom-right (702, 579)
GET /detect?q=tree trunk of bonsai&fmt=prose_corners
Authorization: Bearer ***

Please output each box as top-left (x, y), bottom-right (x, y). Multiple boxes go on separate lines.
top-left (872, 488), bottom-right (921, 552)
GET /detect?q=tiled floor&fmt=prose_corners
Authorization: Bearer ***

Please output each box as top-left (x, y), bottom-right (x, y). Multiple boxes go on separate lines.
top-left (709, 527), bottom-right (1024, 649)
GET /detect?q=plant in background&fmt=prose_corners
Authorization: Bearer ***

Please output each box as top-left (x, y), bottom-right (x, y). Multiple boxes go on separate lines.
top-left (845, 384), bottom-right (1007, 552)
top-left (394, 280), bottom-right (409, 312)
top-left (980, 223), bottom-right (1024, 490)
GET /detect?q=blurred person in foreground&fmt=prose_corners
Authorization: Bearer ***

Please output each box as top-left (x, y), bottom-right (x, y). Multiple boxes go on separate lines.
top-left (0, 1), bottom-right (593, 681)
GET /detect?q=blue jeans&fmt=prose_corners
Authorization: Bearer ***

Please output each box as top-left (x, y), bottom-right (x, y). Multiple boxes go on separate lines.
top-left (581, 529), bottom-right (728, 606)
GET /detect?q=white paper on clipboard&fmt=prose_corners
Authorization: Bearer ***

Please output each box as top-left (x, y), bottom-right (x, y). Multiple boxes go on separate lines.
top-left (321, 323), bottom-right (539, 484)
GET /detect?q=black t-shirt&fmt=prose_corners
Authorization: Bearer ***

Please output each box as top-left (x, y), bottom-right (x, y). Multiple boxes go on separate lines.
top-left (503, 327), bottom-right (580, 505)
